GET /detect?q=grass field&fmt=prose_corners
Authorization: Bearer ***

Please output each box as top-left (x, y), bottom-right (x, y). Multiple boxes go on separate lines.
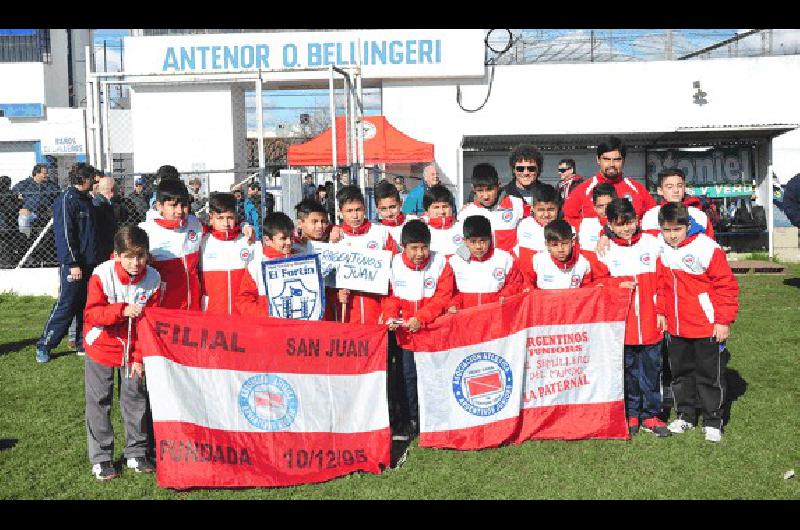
top-left (1, 266), bottom-right (799, 500)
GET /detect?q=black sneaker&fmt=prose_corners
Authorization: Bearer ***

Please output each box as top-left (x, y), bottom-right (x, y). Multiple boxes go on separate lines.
top-left (126, 456), bottom-right (155, 473)
top-left (92, 461), bottom-right (119, 480)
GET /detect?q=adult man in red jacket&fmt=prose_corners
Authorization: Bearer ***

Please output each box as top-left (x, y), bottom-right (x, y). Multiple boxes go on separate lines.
top-left (563, 137), bottom-right (656, 229)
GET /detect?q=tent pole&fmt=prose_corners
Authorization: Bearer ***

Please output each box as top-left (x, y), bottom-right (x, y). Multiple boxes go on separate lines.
top-left (330, 65), bottom-right (340, 223)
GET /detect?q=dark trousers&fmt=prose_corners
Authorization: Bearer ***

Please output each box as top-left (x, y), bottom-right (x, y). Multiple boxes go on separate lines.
top-left (624, 343), bottom-right (663, 420)
top-left (666, 335), bottom-right (727, 429)
top-left (37, 264), bottom-right (93, 352)
top-left (84, 355), bottom-right (152, 464)
top-left (387, 332), bottom-right (419, 431)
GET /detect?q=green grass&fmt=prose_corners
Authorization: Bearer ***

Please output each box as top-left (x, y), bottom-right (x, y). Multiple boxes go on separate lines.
top-left (2, 267), bottom-right (800, 499)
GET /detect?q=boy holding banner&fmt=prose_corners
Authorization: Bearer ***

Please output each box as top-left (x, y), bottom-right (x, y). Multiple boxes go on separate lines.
top-left (199, 193), bottom-right (255, 315)
top-left (447, 215), bottom-right (524, 312)
top-left (421, 184), bottom-right (462, 257)
top-left (83, 226), bottom-right (161, 480)
top-left (383, 220), bottom-right (455, 439)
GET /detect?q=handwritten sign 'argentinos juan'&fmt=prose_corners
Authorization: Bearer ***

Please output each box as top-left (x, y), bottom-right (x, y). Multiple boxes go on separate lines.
top-left (307, 242), bottom-right (391, 295)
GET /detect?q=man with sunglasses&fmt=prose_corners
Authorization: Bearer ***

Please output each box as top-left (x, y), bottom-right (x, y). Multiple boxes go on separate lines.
top-left (557, 158), bottom-right (584, 201)
top-left (503, 144), bottom-right (548, 206)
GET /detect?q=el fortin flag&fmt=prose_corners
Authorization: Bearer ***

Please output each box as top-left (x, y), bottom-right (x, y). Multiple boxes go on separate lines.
top-left (262, 254), bottom-right (326, 320)
top-left (405, 287), bottom-right (631, 449)
top-left (137, 307), bottom-right (390, 489)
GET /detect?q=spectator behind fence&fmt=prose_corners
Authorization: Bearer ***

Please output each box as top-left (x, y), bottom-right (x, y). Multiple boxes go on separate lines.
top-left (0, 175), bottom-right (24, 267)
top-left (126, 176), bottom-right (150, 224)
top-left (93, 176), bottom-right (119, 262)
top-left (188, 177), bottom-right (208, 216)
top-left (244, 181), bottom-right (263, 239)
top-left (302, 173), bottom-right (317, 200)
top-left (402, 163), bottom-right (440, 216)
top-left (35, 163), bottom-right (100, 363)
top-left (12, 163), bottom-right (61, 238)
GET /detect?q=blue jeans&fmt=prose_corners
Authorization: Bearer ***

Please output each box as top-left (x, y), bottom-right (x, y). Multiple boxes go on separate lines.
top-left (624, 343), bottom-right (663, 420)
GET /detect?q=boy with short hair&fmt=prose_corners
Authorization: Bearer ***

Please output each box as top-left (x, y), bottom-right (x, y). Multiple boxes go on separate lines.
top-left (236, 212), bottom-right (301, 317)
top-left (374, 180), bottom-right (413, 247)
top-left (83, 225), bottom-right (161, 480)
top-left (459, 163), bottom-right (530, 254)
top-left (383, 220), bottom-right (455, 438)
top-left (139, 179), bottom-right (203, 310)
top-left (447, 215), bottom-right (524, 311)
top-left (199, 193), bottom-right (254, 315)
top-left (514, 183), bottom-right (560, 261)
top-left (578, 183), bottom-right (617, 252)
top-left (422, 184), bottom-right (463, 257)
top-left (521, 219), bottom-right (609, 289)
top-left (331, 185), bottom-right (398, 324)
top-left (642, 169), bottom-right (714, 238)
top-left (596, 199), bottom-right (669, 437)
top-left (294, 198), bottom-right (331, 249)
top-left (656, 203), bottom-right (739, 443)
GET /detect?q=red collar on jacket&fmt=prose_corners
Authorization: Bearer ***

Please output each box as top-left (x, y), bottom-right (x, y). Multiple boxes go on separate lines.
top-left (340, 220), bottom-right (372, 236)
top-left (401, 252), bottom-right (431, 270)
top-left (659, 197), bottom-right (702, 209)
top-left (470, 244), bottom-right (495, 262)
top-left (210, 225), bottom-right (241, 241)
top-left (114, 261), bottom-right (146, 285)
top-left (549, 242), bottom-right (580, 271)
top-left (154, 217), bottom-right (188, 230)
top-left (607, 227), bottom-right (643, 247)
top-left (428, 215), bottom-right (455, 230)
top-left (676, 233), bottom-right (701, 249)
top-left (593, 171), bottom-right (626, 185)
top-left (263, 245), bottom-right (295, 259)
top-left (380, 213), bottom-right (406, 227)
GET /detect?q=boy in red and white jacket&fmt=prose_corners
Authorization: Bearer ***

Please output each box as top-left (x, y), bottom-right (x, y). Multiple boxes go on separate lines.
top-left (199, 193), bottom-right (255, 315)
top-left (138, 179), bottom-right (202, 310)
top-left (83, 226), bottom-right (160, 480)
top-left (578, 183), bottom-right (616, 253)
top-left (447, 215), bottom-right (524, 312)
top-left (330, 185), bottom-right (399, 324)
top-left (375, 180), bottom-right (414, 249)
top-left (641, 168), bottom-right (714, 239)
top-left (656, 203), bottom-right (739, 443)
top-left (236, 212), bottom-right (301, 317)
top-left (596, 199), bottom-right (669, 437)
top-left (521, 220), bottom-right (610, 290)
top-left (422, 184), bottom-right (463, 257)
top-left (459, 163), bottom-right (530, 254)
top-left (514, 183), bottom-right (560, 261)
top-left (383, 220), bottom-right (455, 438)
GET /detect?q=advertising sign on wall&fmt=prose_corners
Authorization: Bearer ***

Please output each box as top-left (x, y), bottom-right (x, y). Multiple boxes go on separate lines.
top-left (646, 147), bottom-right (753, 186)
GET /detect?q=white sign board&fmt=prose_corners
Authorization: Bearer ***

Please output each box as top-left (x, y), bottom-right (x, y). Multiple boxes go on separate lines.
top-left (123, 29), bottom-right (485, 80)
top-left (308, 241), bottom-right (391, 295)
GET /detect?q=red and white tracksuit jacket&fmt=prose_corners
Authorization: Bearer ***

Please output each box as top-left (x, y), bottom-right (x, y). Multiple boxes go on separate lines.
top-left (83, 260), bottom-right (162, 366)
top-left (641, 197), bottom-right (715, 239)
top-left (448, 246), bottom-right (524, 309)
top-left (329, 221), bottom-right (399, 324)
top-left (423, 215), bottom-right (463, 257)
top-left (596, 231), bottom-right (663, 345)
top-left (382, 252), bottom-right (455, 342)
top-left (562, 172), bottom-right (656, 229)
top-left (513, 217), bottom-right (548, 257)
top-left (459, 194), bottom-right (530, 253)
top-left (199, 226), bottom-right (255, 315)
top-left (521, 244), bottom-right (610, 289)
top-left (236, 243), bottom-right (298, 317)
top-left (139, 215), bottom-right (203, 310)
top-left (380, 212), bottom-right (415, 249)
top-left (578, 216), bottom-right (605, 253)
top-left (656, 233), bottom-right (739, 339)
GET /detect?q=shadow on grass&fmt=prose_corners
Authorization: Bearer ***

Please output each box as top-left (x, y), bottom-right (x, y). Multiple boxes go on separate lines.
top-left (0, 337), bottom-right (38, 357)
top-left (782, 277), bottom-right (800, 289)
top-left (722, 366), bottom-right (748, 427)
top-left (0, 439), bottom-right (19, 451)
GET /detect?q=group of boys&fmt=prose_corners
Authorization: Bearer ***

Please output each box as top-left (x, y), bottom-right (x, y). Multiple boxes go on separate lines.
top-left (78, 136), bottom-right (739, 481)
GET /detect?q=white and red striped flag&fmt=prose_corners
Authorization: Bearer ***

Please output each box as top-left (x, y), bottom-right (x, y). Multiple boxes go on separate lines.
top-left (137, 308), bottom-right (390, 489)
top-left (404, 287), bottom-right (631, 450)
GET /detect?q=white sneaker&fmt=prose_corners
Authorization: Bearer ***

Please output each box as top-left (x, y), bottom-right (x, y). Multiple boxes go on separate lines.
top-left (668, 418), bottom-right (695, 434)
top-left (703, 426), bottom-right (722, 443)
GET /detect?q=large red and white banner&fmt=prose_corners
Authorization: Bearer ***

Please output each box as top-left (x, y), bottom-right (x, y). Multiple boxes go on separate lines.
top-left (137, 308), bottom-right (390, 489)
top-left (405, 288), bottom-right (631, 450)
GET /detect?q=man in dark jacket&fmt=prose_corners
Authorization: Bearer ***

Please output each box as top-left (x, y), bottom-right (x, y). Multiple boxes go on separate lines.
top-left (782, 173), bottom-right (800, 228)
top-left (503, 144), bottom-right (549, 206)
top-left (92, 176), bottom-right (118, 262)
top-left (11, 163), bottom-right (61, 238)
top-left (35, 163), bottom-right (99, 363)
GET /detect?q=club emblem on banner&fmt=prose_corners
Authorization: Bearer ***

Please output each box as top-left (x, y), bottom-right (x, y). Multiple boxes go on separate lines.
top-left (239, 374), bottom-right (299, 432)
top-left (452, 352), bottom-right (513, 416)
top-left (271, 279), bottom-right (318, 319)
top-left (262, 254), bottom-right (326, 320)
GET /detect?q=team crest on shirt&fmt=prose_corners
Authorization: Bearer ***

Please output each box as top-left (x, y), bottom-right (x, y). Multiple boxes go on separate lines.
top-left (493, 267), bottom-right (506, 280)
top-left (452, 352), bottom-right (513, 417)
top-left (682, 254), bottom-right (699, 271)
top-left (367, 240), bottom-right (379, 250)
top-left (187, 229), bottom-right (198, 242)
top-left (500, 210), bottom-right (513, 223)
top-left (570, 274), bottom-right (581, 287)
top-left (240, 248), bottom-right (251, 261)
top-left (640, 253), bottom-right (651, 266)
top-left (424, 277), bottom-right (435, 289)
top-left (453, 234), bottom-right (463, 245)
top-left (239, 374), bottom-right (298, 432)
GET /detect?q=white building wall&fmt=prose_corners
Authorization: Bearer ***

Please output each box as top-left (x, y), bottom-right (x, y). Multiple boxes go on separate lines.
top-left (44, 29), bottom-right (69, 108)
top-left (0, 63), bottom-right (46, 105)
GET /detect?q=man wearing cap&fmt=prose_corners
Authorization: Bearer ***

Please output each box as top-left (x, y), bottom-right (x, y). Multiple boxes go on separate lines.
top-left (128, 176), bottom-right (149, 224)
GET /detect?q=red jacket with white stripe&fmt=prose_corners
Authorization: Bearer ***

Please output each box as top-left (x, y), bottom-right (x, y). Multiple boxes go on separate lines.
top-left (596, 231), bottom-right (663, 345)
top-left (139, 215), bottom-right (203, 310)
top-left (578, 216), bottom-right (605, 253)
top-left (83, 260), bottom-right (162, 366)
top-left (656, 233), bottom-right (739, 339)
top-left (382, 251), bottom-right (455, 328)
top-left (448, 246), bottom-right (524, 309)
top-left (235, 243), bottom-right (298, 317)
top-left (380, 212), bottom-right (416, 249)
top-left (513, 217), bottom-right (548, 257)
top-left (328, 221), bottom-right (399, 325)
top-left (521, 244), bottom-right (610, 290)
top-left (641, 198), bottom-right (715, 239)
top-left (199, 227), bottom-right (255, 316)
top-left (458, 194), bottom-right (530, 254)
top-left (562, 173), bottom-right (656, 229)
top-left (423, 215), bottom-right (464, 257)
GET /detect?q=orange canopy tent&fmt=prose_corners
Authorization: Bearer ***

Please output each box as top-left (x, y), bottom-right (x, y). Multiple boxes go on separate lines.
top-left (287, 115), bottom-right (434, 167)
